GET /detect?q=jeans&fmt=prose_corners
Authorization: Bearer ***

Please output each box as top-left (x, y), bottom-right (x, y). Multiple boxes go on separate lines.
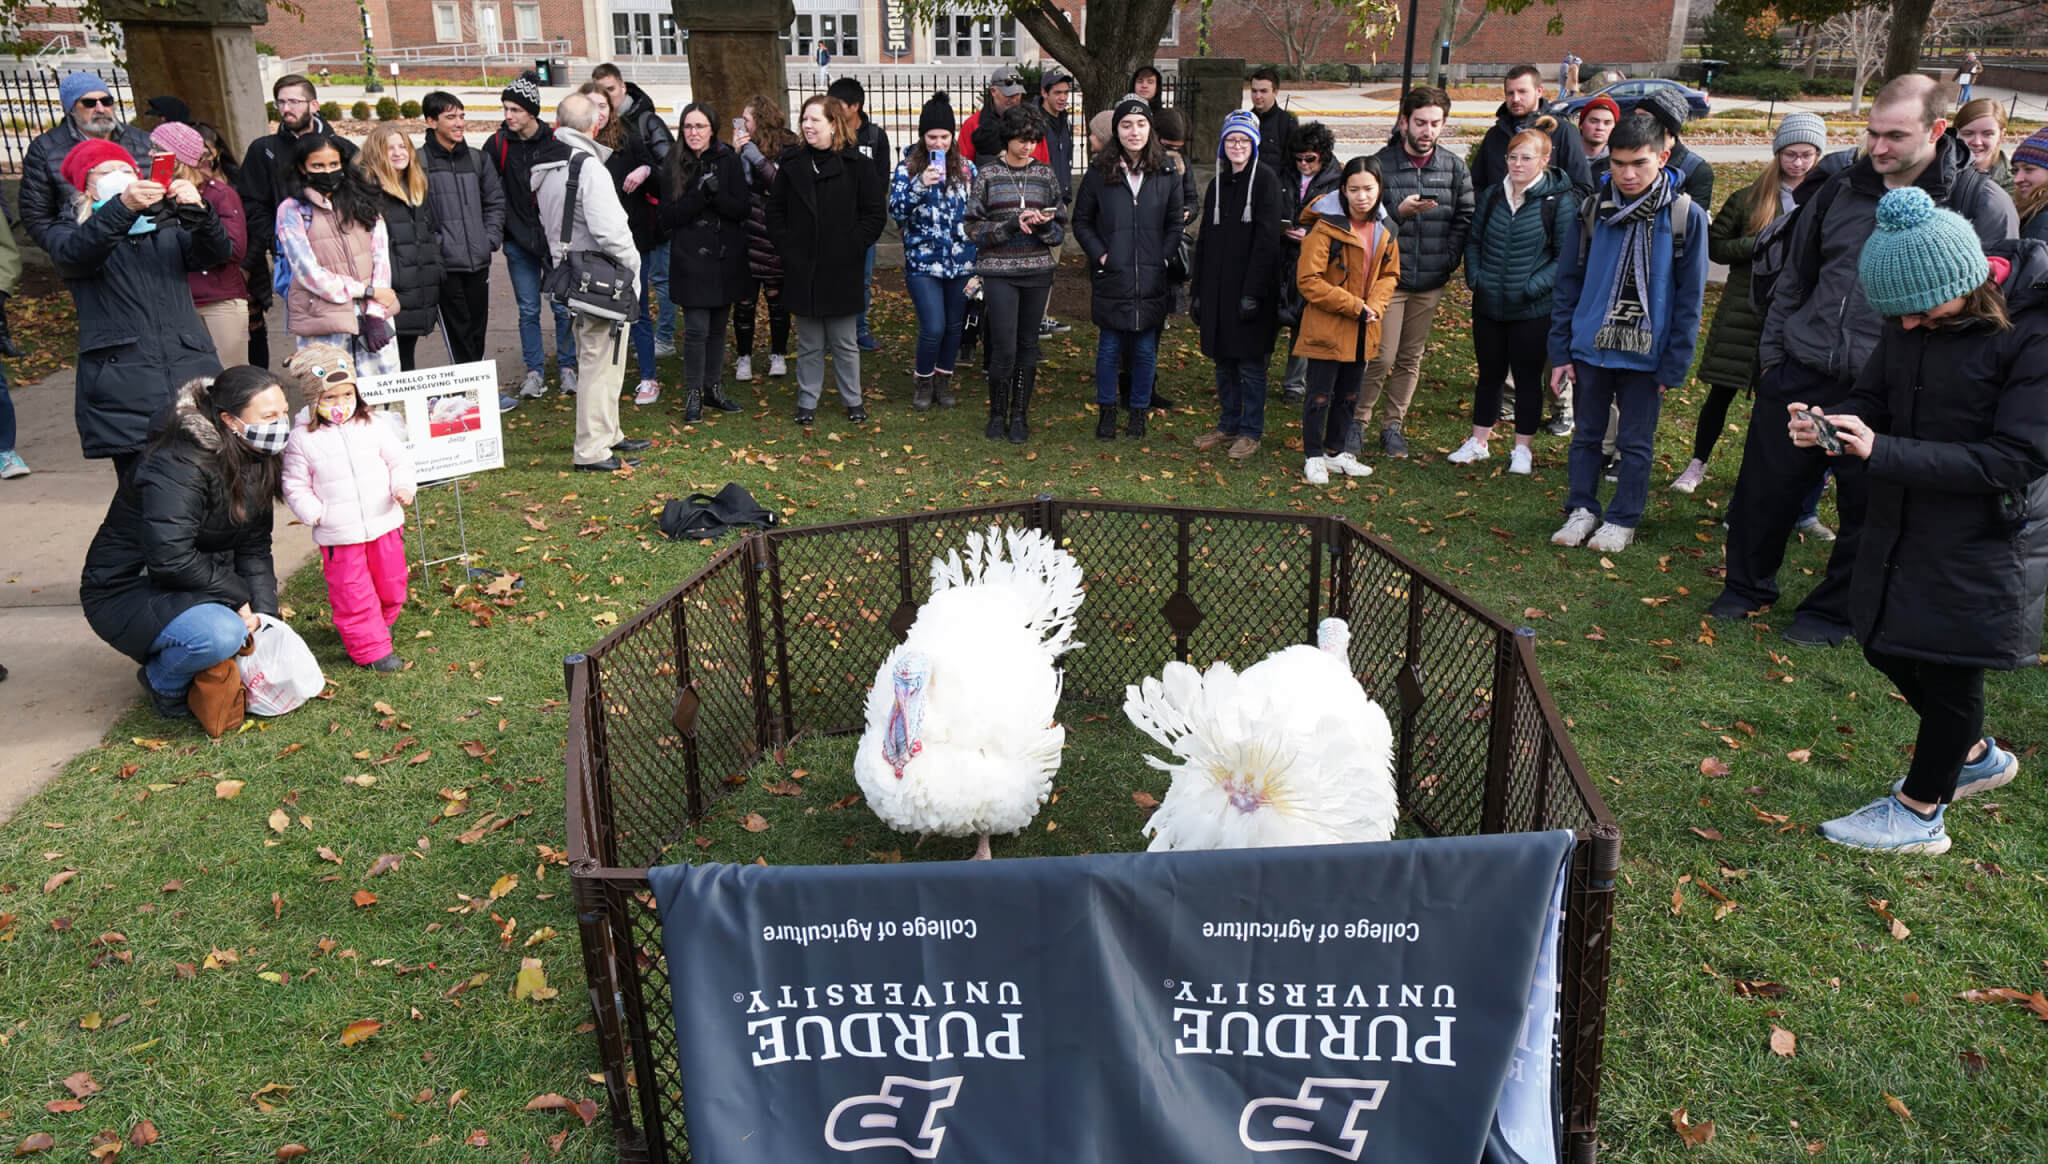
top-left (1865, 645), bottom-right (1985, 804)
top-left (145, 603), bottom-right (249, 696)
top-left (0, 360), bottom-right (13, 451)
top-left (631, 245), bottom-right (669, 380)
top-left (503, 239), bottom-right (576, 375)
top-left (1566, 362), bottom-right (1662, 528)
top-left (1215, 357), bottom-right (1269, 440)
top-left (857, 244), bottom-right (877, 342)
top-left (1471, 314), bottom-right (1548, 435)
top-left (651, 245), bottom-right (676, 348)
top-left (1282, 352), bottom-right (1309, 397)
top-left (904, 272), bottom-right (971, 376)
top-left (1096, 327), bottom-right (1160, 409)
top-left (734, 278), bottom-right (789, 357)
top-left (981, 273), bottom-right (1051, 388)
top-left (1302, 358), bottom-right (1364, 458)
top-left (795, 314), bottom-right (862, 409)
top-left (682, 306), bottom-right (731, 394)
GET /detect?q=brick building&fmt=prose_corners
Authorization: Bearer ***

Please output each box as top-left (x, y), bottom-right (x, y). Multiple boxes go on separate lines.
top-left (257, 0), bottom-right (597, 67)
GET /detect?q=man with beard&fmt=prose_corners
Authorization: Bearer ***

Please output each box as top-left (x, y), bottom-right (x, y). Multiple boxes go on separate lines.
top-left (1577, 95), bottom-right (1619, 184)
top-left (1347, 85), bottom-right (1474, 459)
top-left (238, 74), bottom-right (356, 368)
top-left (20, 72), bottom-right (155, 249)
top-left (1473, 65), bottom-right (1591, 194)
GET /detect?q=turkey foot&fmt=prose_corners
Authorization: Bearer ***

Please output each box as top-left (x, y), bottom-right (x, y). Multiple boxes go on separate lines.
top-left (971, 832), bottom-right (992, 861)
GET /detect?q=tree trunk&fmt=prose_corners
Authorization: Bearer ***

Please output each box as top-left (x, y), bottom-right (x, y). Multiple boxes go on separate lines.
top-left (1017, 0), bottom-right (1182, 118)
top-left (1884, 0), bottom-right (1938, 82)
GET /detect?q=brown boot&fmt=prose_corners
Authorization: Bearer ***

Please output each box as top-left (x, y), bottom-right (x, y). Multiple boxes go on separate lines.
top-left (1227, 437), bottom-right (1260, 462)
top-left (1193, 428), bottom-right (1230, 452)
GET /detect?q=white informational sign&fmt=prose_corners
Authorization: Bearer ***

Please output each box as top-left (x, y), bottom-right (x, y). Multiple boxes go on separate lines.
top-left (357, 361), bottom-right (505, 484)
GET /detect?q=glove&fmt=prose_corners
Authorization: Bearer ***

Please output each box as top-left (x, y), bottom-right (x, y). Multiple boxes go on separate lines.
top-left (357, 312), bottom-right (393, 353)
top-left (1238, 297), bottom-right (1261, 323)
top-left (697, 168), bottom-right (720, 197)
top-left (0, 295), bottom-right (20, 359)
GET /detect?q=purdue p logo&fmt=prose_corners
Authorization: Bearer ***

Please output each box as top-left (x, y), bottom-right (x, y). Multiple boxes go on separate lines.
top-left (1238, 1078), bottom-right (1389, 1159)
top-left (824, 1075), bottom-right (963, 1158)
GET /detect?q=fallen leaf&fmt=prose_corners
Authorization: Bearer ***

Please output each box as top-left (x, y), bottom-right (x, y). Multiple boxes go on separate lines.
top-left (1688, 827), bottom-right (1724, 841)
top-left (525, 1093), bottom-right (574, 1112)
top-left (1786, 748), bottom-right (1812, 763)
top-left (215, 779), bottom-right (245, 799)
top-left (45, 1100), bottom-right (84, 1114)
top-left (515, 957), bottom-right (558, 1002)
top-left (1671, 1106), bottom-right (1714, 1147)
top-left (79, 1012), bottom-right (102, 1030)
top-left (1699, 757), bottom-right (1730, 778)
top-left (338, 1018), bottom-right (382, 1046)
top-left (1884, 1093), bottom-right (1913, 1121)
top-left (64, 1072), bottom-right (100, 1098)
top-left (43, 869), bottom-right (76, 894)
top-left (352, 890), bottom-right (378, 908)
top-left (365, 854), bottom-right (403, 879)
top-left (276, 1148), bottom-right (309, 1161)
top-left (1959, 1049), bottom-right (1987, 1076)
top-left (267, 808), bottom-right (290, 834)
top-left (741, 813), bottom-right (769, 833)
top-left (127, 1122), bottom-right (159, 1147)
top-left (1770, 1025), bottom-right (1797, 1056)
top-left (86, 1130), bottom-right (122, 1160)
top-left (489, 873), bottom-right (519, 900)
top-left (465, 1130), bottom-right (490, 1147)
top-left (14, 1134), bottom-right (55, 1156)
top-left (763, 780), bottom-right (803, 797)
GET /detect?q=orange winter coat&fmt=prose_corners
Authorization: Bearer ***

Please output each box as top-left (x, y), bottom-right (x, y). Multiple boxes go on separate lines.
top-left (1292, 189), bottom-right (1400, 363)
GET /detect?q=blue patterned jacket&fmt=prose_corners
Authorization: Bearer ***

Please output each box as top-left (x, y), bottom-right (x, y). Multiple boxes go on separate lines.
top-left (889, 159), bottom-right (979, 279)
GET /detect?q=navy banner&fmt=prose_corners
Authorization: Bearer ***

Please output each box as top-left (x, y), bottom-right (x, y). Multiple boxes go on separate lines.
top-left (650, 831), bottom-right (1574, 1163)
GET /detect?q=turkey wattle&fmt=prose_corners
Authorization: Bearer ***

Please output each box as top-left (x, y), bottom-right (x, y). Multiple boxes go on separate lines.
top-left (1124, 618), bottom-right (1397, 851)
top-left (853, 526), bottom-right (1084, 860)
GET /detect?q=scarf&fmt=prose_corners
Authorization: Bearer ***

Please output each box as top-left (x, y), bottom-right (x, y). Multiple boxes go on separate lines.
top-left (1593, 176), bottom-right (1675, 357)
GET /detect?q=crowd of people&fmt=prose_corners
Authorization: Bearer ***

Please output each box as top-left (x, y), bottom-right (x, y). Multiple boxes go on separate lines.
top-left (2, 61), bottom-right (2044, 859)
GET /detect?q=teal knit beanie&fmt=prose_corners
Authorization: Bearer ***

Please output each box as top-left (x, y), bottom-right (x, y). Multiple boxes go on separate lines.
top-left (1859, 187), bottom-right (1990, 317)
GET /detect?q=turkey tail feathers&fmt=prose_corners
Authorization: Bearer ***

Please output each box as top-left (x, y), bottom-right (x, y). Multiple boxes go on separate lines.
top-left (929, 526), bottom-right (1086, 660)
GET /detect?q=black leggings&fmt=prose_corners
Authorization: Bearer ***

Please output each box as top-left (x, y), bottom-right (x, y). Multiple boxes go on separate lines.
top-left (733, 278), bottom-right (789, 358)
top-left (982, 273), bottom-right (1050, 387)
top-left (1863, 645), bottom-right (1985, 804)
top-left (1471, 313), bottom-right (1548, 435)
top-left (1301, 359), bottom-right (1364, 459)
top-left (1691, 381), bottom-right (1743, 462)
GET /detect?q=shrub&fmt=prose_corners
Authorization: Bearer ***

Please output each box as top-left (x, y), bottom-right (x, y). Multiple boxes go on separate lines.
top-left (1308, 63), bottom-right (1347, 82)
top-left (375, 96), bottom-right (399, 121)
top-left (265, 101), bottom-right (278, 123)
top-left (1712, 69), bottom-right (1804, 102)
top-left (1799, 74), bottom-right (1853, 97)
top-left (1701, 5), bottom-right (1782, 70)
top-left (399, 99), bottom-right (422, 119)
top-left (254, 40), bottom-right (277, 57)
top-left (350, 100), bottom-right (372, 120)
top-left (319, 101), bottom-right (343, 122)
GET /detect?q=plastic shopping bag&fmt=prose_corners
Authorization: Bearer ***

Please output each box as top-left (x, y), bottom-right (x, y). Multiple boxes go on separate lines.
top-left (238, 614), bottom-right (326, 717)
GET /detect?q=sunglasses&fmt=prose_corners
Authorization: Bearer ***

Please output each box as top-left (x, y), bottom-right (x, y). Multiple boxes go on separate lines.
top-left (1294, 154), bottom-right (1321, 163)
top-left (77, 96), bottom-right (115, 110)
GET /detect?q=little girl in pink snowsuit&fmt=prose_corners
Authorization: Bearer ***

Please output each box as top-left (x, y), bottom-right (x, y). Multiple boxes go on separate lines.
top-left (280, 343), bottom-right (416, 671)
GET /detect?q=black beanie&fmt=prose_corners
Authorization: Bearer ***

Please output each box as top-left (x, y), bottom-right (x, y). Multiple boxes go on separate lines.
top-left (919, 92), bottom-right (956, 136)
top-left (502, 71), bottom-right (542, 117)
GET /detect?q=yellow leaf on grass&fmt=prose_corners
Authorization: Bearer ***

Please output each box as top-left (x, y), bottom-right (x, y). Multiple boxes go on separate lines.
top-left (338, 1018), bottom-right (382, 1046)
top-left (1884, 1093), bottom-right (1913, 1121)
top-left (514, 957), bottom-right (558, 1002)
top-left (490, 873), bottom-right (519, 899)
top-left (267, 808), bottom-right (290, 834)
top-left (215, 779), bottom-right (245, 798)
top-left (1769, 1025), bottom-right (1797, 1057)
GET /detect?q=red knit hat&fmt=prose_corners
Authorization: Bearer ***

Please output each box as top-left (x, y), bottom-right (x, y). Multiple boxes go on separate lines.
top-left (61, 139), bottom-right (135, 192)
top-left (1578, 95), bottom-right (1622, 126)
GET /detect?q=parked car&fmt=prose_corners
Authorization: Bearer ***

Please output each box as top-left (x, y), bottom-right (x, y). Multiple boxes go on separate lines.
top-left (1556, 77), bottom-right (1712, 122)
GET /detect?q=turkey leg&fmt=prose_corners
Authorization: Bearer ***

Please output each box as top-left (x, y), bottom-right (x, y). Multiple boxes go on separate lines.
top-left (971, 832), bottom-right (992, 861)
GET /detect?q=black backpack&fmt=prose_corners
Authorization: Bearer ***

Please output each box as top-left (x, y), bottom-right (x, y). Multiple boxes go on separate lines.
top-left (1748, 177), bottom-right (1843, 315)
top-left (659, 483), bottom-right (781, 541)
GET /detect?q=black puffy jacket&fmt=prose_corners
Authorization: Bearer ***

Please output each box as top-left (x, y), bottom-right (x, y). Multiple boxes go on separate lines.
top-left (80, 378), bottom-right (280, 664)
top-left (1841, 238), bottom-right (2048, 669)
top-left (765, 145), bottom-right (887, 318)
top-left (739, 141), bottom-right (787, 281)
top-left (18, 118), bottom-right (154, 249)
top-left (603, 124), bottom-right (666, 255)
top-left (1073, 161), bottom-right (1185, 333)
top-left (44, 195), bottom-right (232, 459)
top-left (1371, 141), bottom-right (1475, 293)
top-left (662, 142), bottom-right (751, 309)
top-left (377, 190), bottom-right (443, 337)
top-left (1472, 101), bottom-right (1592, 195)
top-left (422, 134), bottom-right (505, 273)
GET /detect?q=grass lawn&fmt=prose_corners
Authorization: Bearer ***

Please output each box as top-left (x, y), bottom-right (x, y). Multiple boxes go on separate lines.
top-left (4, 217), bottom-right (2047, 1160)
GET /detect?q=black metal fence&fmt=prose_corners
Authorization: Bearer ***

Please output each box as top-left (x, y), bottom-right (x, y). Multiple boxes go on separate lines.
top-left (0, 67), bottom-right (133, 174)
top-left (566, 498), bottom-right (1621, 1164)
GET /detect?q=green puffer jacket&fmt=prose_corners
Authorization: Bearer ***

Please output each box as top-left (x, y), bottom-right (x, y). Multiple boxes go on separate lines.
top-left (1698, 181), bottom-right (1781, 392)
top-left (1461, 167), bottom-right (1576, 323)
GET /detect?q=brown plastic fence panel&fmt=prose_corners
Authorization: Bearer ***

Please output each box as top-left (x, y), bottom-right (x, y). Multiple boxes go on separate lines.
top-left (565, 502), bottom-right (1620, 1164)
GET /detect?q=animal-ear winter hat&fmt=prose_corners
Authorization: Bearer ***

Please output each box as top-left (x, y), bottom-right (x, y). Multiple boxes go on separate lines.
top-left (1215, 109), bottom-right (1263, 225)
top-left (1858, 186), bottom-right (1991, 317)
top-left (919, 92), bottom-right (956, 136)
top-left (1773, 111), bottom-right (1827, 156)
top-left (2012, 125), bottom-right (2048, 172)
top-left (502, 72), bottom-right (542, 117)
top-left (283, 342), bottom-right (359, 407)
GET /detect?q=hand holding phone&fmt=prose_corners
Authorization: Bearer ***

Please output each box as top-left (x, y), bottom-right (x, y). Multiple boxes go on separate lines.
top-left (149, 151), bottom-right (175, 187)
top-left (1795, 407), bottom-right (1845, 455)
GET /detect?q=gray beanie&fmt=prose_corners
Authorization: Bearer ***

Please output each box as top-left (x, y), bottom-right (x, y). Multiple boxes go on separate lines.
top-left (1774, 111), bottom-right (1827, 155)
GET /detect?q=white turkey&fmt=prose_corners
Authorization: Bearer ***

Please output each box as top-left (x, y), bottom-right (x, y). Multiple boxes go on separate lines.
top-left (853, 526), bottom-right (1084, 860)
top-left (1125, 618), bottom-right (1397, 851)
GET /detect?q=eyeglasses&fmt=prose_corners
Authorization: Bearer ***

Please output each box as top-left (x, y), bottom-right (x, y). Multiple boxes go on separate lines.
top-left (1294, 154), bottom-right (1320, 163)
top-left (276, 98), bottom-right (312, 109)
top-left (76, 96), bottom-right (115, 109)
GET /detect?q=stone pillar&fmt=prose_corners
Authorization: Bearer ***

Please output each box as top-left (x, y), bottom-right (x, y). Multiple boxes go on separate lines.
top-left (675, 0), bottom-right (795, 135)
top-left (103, 0), bottom-right (269, 158)
top-left (1180, 57), bottom-right (1246, 173)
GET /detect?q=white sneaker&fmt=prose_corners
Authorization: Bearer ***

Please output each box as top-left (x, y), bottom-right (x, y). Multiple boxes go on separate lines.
top-left (1447, 436), bottom-right (1490, 465)
top-left (734, 355), bottom-right (753, 382)
top-left (1324, 451), bottom-right (1373, 478)
top-left (1508, 446), bottom-right (1532, 475)
top-left (560, 366), bottom-right (579, 397)
top-left (1551, 508), bottom-right (1599, 547)
top-left (517, 369), bottom-right (546, 398)
top-left (0, 450), bottom-right (28, 479)
top-left (1670, 460), bottom-right (1707, 494)
top-left (634, 379), bottom-right (661, 405)
top-left (1303, 457), bottom-right (1330, 485)
top-left (1587, 522), bottom-right (1636, 553)
top-left (768, 354), bottom-right (788, 378)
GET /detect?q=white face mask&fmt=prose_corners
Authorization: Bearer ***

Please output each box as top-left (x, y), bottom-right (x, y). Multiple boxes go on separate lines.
top-left (94, 170), bottom-right (135, 203)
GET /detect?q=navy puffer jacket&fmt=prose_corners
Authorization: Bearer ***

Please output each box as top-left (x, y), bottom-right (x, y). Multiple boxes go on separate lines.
top-left (1462, 167), bottom-right (1576, 323)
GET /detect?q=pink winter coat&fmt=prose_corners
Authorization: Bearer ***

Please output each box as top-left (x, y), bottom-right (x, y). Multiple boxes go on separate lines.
top-left (280, 407), bottom-right (416, 547)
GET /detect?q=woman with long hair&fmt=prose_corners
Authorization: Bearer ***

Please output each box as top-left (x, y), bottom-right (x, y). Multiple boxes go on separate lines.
top-left (963, 104), bottom-right (1063, 442)
top-left (765, 94), bottom-right (886, 426)
top-left (80, 367), bottom-right (291, 719)
top-left (153, 119), bottom-right (250, 366)
top-left (1450, 120), bottom-right (1576, 475)
top-left (661, 101), bottom-right (750, 421)
top-left (732, 94), bottom-right (796, 382)
top-left (1074, 96), bottom-right (1184, 441)
top-left (2009, 126), bottom-right (2048, 242)
top-left (894, 93), bottom-right (979, 414)
top-left (1675, 112), bottom-right (1826, 496)
top-left (1951, 97), bottom-right (2014, 195)
top-left (1801, 188), bottom-right (2048, 855)
top-left (357, 124), bottom-right (442, 371)
top-left (1293, 155), bottom-right (1399, 485)
top-left (276, 134), bottom-right (398, 375)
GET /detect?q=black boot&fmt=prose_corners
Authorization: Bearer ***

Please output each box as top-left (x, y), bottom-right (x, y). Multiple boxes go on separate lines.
top-left (985, 374), bottom-right (1009, 440)
top-left (1149, 390), bottom-right (1175, 411)
top-left (933, 370), bottom-right (958, 409)
top-left (912, 373), bottom-right (935, 412)
top-left (1007, 365), bottom-right (1036, 444)
top-left (684, 388), bottom-right (703, 422)
top-left (1125, 407), bottom-right (1148, 439)
top-left (705, 382), bottom-right (742, 413)
top-left (1096, 404), bottom-right (1118, 441)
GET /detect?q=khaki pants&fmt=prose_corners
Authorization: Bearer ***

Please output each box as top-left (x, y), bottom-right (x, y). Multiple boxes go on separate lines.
top-left (570, 316), bottom-right (628, 465)
top-left (1353, 285), bottom-right (1444, 431)
top-left (196, 298), bottom-right (249, 367)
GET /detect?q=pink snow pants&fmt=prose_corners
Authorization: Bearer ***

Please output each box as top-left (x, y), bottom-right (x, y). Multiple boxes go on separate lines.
top-left (322, 527), bottom-right (410, 664)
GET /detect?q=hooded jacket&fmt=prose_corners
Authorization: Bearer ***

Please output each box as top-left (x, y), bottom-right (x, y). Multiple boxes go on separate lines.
top-left (1463, 166), bottom-right (1577, 323)
top-left (281, 401), bottom-right (415, 548)
top-left (1547, 169), bottom-right (1712, 387)
top-left (43, 193), bottom-right (232, 459)
top-left (661, 140), bottom-right (752, 308)
top-left (422, 132), bottom-right (506, 273)
top-left (765, 144), bottom-right (888, 318)
top-left (1192, 156), bottom-right (1288, 360)
top-left (1838, 237), bottom-right (2048, 669)
top-left (618, 82), bottom-right (675, 167)
top-left (487, 119), bottom-right (569, 256)
top-left (80, 378), bottom-right (280, 663)
top-left (1035, 96), bottom-right (1077, 204)
top-left (1697, 178), bottom-right (1780, 391)
top-left (530, 127), bottom-right (641, 286)
top-left (1073, 159), bottom-right (1186, 333)
top-left (1473, 100), bottom-right (1593, 194)
top-left (1291, 188), bottom-right (1401, 363)
top-left (1371, 140), bottom-right (1476, 292)
top-left (1760, 134), bottom-right (2018, 384)
top-left (20, 117), bottom-right (155, 248)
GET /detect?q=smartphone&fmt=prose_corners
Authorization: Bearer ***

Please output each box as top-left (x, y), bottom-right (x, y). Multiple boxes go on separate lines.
top-left (932, 148), bottom-right (946, 172)
top-left (731, 117), bottom-right (745, 135)
top-left (148, 151), bottom-right (175, 186)
top-left (1798, 408), bottom-right (1845, 455)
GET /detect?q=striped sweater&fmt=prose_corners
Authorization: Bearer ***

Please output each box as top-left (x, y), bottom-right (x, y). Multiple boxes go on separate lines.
top-left (963, 158), bottom-right (1067, 277)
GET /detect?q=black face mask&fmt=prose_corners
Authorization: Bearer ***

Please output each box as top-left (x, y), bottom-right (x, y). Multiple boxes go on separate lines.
top-left (305, 169), bottom-right (343, 194)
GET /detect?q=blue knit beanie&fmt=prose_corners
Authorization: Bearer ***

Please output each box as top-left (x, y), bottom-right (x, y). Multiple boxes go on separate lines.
top-left (2012, 125), bottom-right (2048, 173)
top-left (60, 72), bottom-right (112, 112)
top-left (1859, 187), bottom-right (1990, 317)
top-left (1214, 110), bottom-right (1263, 225)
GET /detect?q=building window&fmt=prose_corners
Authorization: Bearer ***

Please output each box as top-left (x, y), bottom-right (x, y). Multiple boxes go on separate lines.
top-left (659, 13), bottom-right (682, 55)
top-left (1159, 12), bottom-right (1178, 45)
top-left (514, 1), bottom-right (540, 41)
top-left (432, 2), bottom-right (460, 42)
top-left (783, 11), bottom-right (859, 59)
top-left (612, 11), bottom-right (657, 56)
top-left (934, 12), bottom-right (1016, 60)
